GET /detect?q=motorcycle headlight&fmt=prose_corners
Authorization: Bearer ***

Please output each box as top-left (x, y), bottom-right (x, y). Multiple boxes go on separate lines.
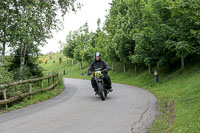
top-left (95, 71), bottom-right (101, 77)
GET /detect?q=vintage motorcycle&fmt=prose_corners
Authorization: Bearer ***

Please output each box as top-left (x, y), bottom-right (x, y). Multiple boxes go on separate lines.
top-left (93, 68), bottom-right (109, 101)
top-left (82, 68), bottom-right (109, 101)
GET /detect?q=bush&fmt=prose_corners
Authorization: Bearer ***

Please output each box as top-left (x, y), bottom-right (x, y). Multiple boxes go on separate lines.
top-left (59, 57), bottom-right (62, 63)
top-left (0, 67), bottom-right (13, 84)
top-left (13, 65), bottom-right (43, 80)
top-left (8, 54), bottom-right (43, 80)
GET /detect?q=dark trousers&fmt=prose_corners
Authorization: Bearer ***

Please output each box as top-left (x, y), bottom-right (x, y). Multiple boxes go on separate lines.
top-left (91, 74), bottom-right (112, 91)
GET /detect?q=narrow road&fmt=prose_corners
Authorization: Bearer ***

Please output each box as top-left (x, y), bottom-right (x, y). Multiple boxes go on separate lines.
top-left (0, 78), bottom-right (157, 133)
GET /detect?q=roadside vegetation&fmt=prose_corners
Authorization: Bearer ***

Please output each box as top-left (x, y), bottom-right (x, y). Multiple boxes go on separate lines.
top-left (0, 1), bottom-right (78, 113)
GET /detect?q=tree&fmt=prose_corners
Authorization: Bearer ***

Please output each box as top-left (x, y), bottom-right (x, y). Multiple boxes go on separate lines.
top-left (63, 31), bottom-right (77, 58)
top-left (0, 0), bottom-right (78, 76)
top-left (105, 0), bottom-right (135, 72)
top-left (61, 0), bottom-right (200, 73)
top-left (164, 0), bottom-right (200, 70)
top-left (63, 31), bottom-right (79, 66)
top-left (74, 23), bottom-right (91, 69)
top-left (0, 1), bottom-right (16, 67)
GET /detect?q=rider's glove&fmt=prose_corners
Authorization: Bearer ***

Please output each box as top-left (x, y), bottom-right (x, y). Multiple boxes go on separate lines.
top-left (101, 69), bottom-right (107, 73)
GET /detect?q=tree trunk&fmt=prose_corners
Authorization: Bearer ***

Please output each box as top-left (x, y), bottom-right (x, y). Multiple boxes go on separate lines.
top-left (1, 3), bottom-right (8, 67)
top-left (72, 58), bottom-right (74, 66)
top-left (181, 55), bottom-right (184, 70)
top-left (1, 42), bottom-right (6, 67)
top-left (20, 46), bottom-right (23, 73)
top-left (148, 64), bottom-right (151, 74)
top-left (135, 64), bottom-right (137, 74)
top-left (20, 44), bottom-right (27, 75)
top-left (80, 61), bottom-right (82, 70)
top-left (157, 62), bottom-right (159, 69)
top-left (112, 62), bottom-right (114, 72)
top-left (123, 63), bottom-right (126, 72)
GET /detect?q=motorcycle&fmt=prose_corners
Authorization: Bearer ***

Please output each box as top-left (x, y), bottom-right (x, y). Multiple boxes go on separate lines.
top-left (93, 68), bottom-right (109, 101)
top-left (82, 68), bottom-right (109, 101)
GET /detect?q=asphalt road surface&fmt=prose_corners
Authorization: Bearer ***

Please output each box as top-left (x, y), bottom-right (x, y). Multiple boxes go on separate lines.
top-left (0, 78), bottom-right (157, 133)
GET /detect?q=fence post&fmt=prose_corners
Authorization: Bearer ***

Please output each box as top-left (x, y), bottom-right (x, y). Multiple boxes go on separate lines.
top-left (41, 80), bottom-right (43, 90)
top-left (3, 89), bottom-right (8, 109)
top-left (29, 81), bottom-right (32, 100)
top-left (53, 76), bottom-right (55, 84)
top-left (56, 74), bottom-right (59, 90)
top-left (53, 76), bottom-right (56, 90)
top-left (48, 78), bottom-right (50, 87)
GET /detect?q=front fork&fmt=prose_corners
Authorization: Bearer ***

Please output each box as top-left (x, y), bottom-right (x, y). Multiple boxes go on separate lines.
top-left (95, 77), bottom-right (104, 86)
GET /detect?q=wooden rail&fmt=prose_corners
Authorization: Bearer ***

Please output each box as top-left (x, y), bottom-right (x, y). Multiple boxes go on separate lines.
top-left (0, 73), bottom-right (59, 108)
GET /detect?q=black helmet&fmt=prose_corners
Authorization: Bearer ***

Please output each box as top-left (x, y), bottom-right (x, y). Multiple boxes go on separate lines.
top-left (94, 52), bottom-right (101, 61)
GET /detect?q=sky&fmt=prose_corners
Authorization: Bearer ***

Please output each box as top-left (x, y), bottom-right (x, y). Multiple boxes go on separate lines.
top-left (39, 0), bottom-right (112, 54)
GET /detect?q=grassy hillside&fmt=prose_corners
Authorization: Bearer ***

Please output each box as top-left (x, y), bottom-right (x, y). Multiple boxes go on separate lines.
top-left (41, 53), bottom-right (200, 133)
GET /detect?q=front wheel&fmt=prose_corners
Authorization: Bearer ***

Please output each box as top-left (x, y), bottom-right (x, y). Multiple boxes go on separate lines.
top-left (97, 82), bottom-right (105, 101)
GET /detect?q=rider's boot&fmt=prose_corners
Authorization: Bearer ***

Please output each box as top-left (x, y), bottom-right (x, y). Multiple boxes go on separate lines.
top-left (94, 88), bottom-right (98, 95)
top-left (108, 86), bottom-right (113, 92)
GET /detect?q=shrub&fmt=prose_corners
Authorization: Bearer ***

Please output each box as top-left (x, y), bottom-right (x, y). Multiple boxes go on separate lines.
top-left (0, 67), bottom-right (13, 84)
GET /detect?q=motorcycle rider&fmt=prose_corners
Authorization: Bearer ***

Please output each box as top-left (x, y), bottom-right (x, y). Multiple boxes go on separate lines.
top-left (88, 52), bottom-right (113, 94)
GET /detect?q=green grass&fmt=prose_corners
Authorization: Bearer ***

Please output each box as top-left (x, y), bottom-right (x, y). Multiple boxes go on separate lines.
top-left (110, 65), bottom-right (200, 133)
top-left (41, 53), bottom-right (200, 132)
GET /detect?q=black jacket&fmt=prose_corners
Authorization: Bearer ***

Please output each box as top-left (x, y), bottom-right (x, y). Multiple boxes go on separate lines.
top-left (88, 59), bottom-right (111, 74)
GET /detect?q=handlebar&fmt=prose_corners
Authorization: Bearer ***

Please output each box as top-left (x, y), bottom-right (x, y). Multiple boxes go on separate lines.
top-left (82, 68), bottom-right (109, 76)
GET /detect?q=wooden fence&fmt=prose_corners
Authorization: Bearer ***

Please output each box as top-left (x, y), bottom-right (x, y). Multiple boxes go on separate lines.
top-left (0, 73), bottom-right (59, 109)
